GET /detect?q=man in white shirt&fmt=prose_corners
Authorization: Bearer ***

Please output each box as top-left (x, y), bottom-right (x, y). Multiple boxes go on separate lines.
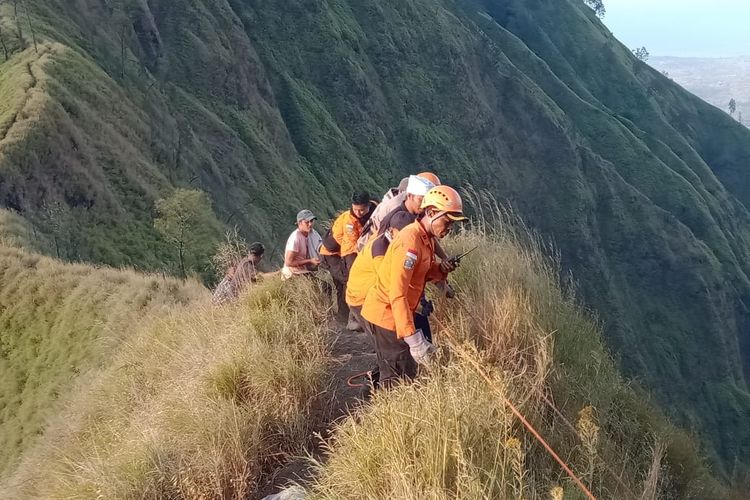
top-left (282, 209), bottom-right (323, 279)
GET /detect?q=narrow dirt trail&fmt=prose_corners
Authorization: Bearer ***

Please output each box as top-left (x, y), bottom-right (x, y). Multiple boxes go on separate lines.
top-left (254, 322), bottom-right (376, 499)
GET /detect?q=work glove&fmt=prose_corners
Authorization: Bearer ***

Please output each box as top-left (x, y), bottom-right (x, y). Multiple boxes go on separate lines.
top-left (404, 329), bottom-right (436, 365)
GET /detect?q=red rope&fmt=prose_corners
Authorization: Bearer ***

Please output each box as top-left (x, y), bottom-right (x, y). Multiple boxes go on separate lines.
top-left (347, 371), bottom-right (372, 388)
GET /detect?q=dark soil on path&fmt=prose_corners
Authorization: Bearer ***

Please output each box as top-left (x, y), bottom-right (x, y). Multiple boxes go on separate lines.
top-left (254, 322), bottom-right (376, 499)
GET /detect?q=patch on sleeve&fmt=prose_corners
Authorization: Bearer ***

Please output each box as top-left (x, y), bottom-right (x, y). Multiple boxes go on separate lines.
top-left (404, 249), bottom-right (418, 270)
top-left (345, 223), bottom-right (354, 234)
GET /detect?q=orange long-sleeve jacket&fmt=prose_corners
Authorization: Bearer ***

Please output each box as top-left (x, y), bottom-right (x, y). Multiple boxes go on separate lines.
top-left (321, 210), bottom-right (365, 257)
top-left (361, 221), bottom-right (446, 338)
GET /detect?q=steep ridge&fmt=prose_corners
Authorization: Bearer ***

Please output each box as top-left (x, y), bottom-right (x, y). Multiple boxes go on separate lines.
top-left (1, 0), bottom-right (749, 475)
top-left (1, 262), bottom-right (331, 497)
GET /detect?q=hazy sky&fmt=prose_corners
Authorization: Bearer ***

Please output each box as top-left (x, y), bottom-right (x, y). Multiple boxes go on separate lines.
top-left (603, 0), bottom-right (750, 57)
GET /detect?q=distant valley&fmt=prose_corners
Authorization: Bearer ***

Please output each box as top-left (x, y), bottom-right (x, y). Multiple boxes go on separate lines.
top-left (651, 55), bottom-right (750, 123)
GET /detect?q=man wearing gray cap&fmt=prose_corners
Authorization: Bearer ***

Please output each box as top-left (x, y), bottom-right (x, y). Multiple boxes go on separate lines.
top-left (281, 209), bottom-right (323, 279)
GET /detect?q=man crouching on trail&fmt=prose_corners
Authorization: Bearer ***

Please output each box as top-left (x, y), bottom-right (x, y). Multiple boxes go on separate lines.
top-left (361, 186), bottom-right (467, 388)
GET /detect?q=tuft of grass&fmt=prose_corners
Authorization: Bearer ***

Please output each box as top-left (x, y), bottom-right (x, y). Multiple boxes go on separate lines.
top-left (0, 208), bottom-right (37, 250)
top-left (309, 363), bottom-right (522, 499)
top-left (308, 209), bottom-right (724, 498)
top-left (4, 276), bottom-right (330, 498)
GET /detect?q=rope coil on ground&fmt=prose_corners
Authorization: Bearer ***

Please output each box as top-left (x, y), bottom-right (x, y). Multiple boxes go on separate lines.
top-left (346, 371), bottom-right (372, 388)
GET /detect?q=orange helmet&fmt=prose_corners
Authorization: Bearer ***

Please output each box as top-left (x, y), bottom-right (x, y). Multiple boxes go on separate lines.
top-left (417, 171), bottom-right (441, 186)
top-left (420, 186), bottom-right (468, 221)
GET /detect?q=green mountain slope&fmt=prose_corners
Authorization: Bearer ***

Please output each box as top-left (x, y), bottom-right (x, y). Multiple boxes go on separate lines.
top-left (1, 0), bottom-right (749, 478)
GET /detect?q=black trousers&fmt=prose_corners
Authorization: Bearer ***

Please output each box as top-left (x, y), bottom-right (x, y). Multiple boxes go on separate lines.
top-left (365, 321), bottom-right (417, 388)
top-left (414, 313), bottom-right (432, 342)
top-left (322, 253), bottom-right (356, 321)
top-left (350, 305), bottom-right (366, 330)
top-left (351, 305), bottom-right (380, 387)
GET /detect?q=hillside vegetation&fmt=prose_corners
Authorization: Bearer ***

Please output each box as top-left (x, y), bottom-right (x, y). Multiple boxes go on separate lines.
top-left (1, 216), bottom-right (727, 498)
top-left (310, 220), bottom-right (725, 498)
top-left (4, 276), bottom-right (329, 498)
top-left (0, 229), bottom-right (205, 475)
top-left (1, 0), bottom-right (750, 479)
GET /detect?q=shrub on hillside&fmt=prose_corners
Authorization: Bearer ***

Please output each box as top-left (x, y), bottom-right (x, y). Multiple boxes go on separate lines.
top-left (154, 188), bottom-right (224, 280)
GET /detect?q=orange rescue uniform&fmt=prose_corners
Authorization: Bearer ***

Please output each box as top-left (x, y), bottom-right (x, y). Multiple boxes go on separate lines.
top-left (346, 237), bottom-right (384, 308)
top-left (320, 210), bottom-right (364, 257)
top-left (361, 221), bottom-right (446, 338)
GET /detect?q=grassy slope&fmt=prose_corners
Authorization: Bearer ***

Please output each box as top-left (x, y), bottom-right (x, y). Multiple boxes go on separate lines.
top-left (472, 0), bottom-right (750, 469)
top-left (0, 0), bottom-right (378, 268)
top-left (0, 240), bottom-right (206, 476)
top-left (0, 209), bottom-right (37, 251)
top-left (235, 0), bottom-right (750, 472)
top-left (0, 41), bottom-right (176, 267)
top-left (4, 277), bottom-right (329, 498)
top-left (0, 0), bottom-right (749, 476)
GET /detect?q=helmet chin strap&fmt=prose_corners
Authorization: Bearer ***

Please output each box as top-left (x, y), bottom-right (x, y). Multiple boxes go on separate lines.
top-left (426, 210), bottom-right (448, 236)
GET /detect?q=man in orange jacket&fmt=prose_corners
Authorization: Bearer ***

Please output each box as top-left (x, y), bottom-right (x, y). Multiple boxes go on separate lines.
top-left (361, 186), bottom-right (467, 387)
top-left (347, 210), bottom-right (416, 329)
top-left (321, 191), bottom-right (377, 324)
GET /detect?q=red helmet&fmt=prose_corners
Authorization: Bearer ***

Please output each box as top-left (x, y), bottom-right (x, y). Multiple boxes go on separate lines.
top-left (417, 172), bottom-right (441, 186)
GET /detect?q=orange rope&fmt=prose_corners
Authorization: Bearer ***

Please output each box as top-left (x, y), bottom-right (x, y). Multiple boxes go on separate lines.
top-left (439, 295), bottom-right (634, 498)
top-left (346, 371), bottom-right (372, 388)
top-left (536, 391), bottom-right (637, 499)
top-left (431, 315), bottom-right (597, 500)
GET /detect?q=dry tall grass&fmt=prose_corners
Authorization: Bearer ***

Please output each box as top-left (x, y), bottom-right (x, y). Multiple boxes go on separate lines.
top-left (5, 277), bottom-right (330, 499)
top-left (308, 204), bottom-right (722, 499)
top-left (0, 244), bottom-right (205, 476)
top-left (0, 202), bottom-right (723, 499)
